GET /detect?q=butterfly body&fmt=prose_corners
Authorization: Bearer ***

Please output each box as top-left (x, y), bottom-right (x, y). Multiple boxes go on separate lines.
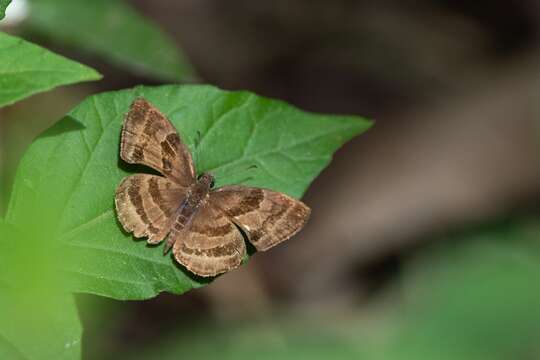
top-left (115, 98), bottom-right (310, 277)
top-left (163, 173), bottom-right (214, 254)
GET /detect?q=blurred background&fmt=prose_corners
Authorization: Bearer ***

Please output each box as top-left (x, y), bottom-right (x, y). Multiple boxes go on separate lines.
top-left (2, 0), bottom-right (540, 359)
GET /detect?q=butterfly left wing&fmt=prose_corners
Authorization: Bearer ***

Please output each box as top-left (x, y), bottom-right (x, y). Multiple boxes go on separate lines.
top-left (208, 185), bottom-right (311, 251)
top-left (115, 174), bottom-right (186, 244)
top-left (171, 202), bottom-right (246, 277)
top-left (120, 98), bottom-right (196, 187)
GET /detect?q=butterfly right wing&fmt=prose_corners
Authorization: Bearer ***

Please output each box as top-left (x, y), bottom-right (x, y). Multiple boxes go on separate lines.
top-left (115, 174), bottom-right (186, 244)
top-left (121, 98), bottom-right (196, 187)
top-left (208, 186), bottom-right (311, 251)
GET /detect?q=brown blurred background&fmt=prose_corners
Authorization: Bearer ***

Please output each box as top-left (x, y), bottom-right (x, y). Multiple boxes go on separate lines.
top-left (2, 1), bottom-right (540, 358)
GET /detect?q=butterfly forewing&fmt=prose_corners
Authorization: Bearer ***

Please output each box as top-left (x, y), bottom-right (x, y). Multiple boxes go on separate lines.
top-left (172, 202), bottom-right (246, 277)
top-left (115, 174), bottom-right (186, 243)
top-left (120, 98), bottom-right (196, 187)
top-left (208, 185), bottom-right (311, 251)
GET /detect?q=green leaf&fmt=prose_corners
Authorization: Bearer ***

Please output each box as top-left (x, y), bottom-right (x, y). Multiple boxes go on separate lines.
top-left (25, 0), bottom-right (192, 81)
top-left (0, 32), bottom-right (101, 108)
top-left (0, 220), bottom-right (82, 360)
top-left (6, 84), bottom-right (372, 300)
top-left (0, 0), bottom-right (10, 20)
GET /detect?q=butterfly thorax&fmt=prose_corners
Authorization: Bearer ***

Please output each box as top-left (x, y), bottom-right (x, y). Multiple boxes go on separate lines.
top-left (185, 173), bottom-right (214, 208)
top-left (176, 173), bottom-right (215, 227)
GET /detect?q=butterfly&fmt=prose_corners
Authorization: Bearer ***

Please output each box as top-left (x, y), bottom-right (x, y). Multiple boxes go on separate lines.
top-left (115, 98), bottom-right (311, 277)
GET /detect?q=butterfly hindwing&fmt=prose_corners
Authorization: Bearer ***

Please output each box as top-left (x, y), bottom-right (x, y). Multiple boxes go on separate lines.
top-left (120, 98), bottom-right (196, 187)
top-left (172, 202), bottom-right (246, 277)
top-left (209, 185), bottom-right (311, 251)
top-left (115, 174), bottom-right (186, 243)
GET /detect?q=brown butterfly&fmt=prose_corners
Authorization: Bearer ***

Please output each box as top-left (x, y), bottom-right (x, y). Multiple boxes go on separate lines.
top-left (115, 98), bottom-right (311, 277)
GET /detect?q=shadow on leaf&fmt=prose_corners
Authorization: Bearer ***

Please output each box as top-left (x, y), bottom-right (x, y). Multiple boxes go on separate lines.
top-left (39, 115), bottom-right (86, 138)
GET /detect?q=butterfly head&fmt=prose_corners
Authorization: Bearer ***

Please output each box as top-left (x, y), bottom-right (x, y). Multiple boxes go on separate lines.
top-left (198, 172), bottom-right (215, 189)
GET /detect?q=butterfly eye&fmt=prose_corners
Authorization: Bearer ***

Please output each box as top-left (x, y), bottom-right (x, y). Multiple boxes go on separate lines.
top-left (210, 179), bottom-right (215, 188)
